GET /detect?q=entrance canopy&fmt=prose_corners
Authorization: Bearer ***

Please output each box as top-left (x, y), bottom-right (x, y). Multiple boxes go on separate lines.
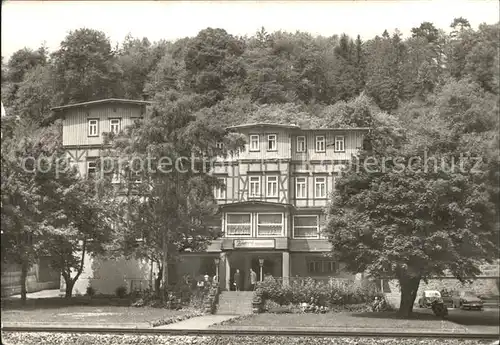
top-left (218, 200), bottom-right (295, 211)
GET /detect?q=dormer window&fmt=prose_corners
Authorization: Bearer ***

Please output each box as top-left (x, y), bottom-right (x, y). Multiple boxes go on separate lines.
top-left (267, 134), bottom-right (277, 151)
top-left (216, 141), bottom-right (224, 150)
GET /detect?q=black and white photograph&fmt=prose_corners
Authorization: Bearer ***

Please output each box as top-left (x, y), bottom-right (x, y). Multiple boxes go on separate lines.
top-left (1, 1), bottom-right (499, 344)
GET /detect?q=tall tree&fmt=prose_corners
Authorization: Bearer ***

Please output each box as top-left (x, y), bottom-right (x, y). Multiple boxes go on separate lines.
top-left (51, 28), bottom-right (122, 104)
top-left (1, 122), bottom-right (115, 299)
top-left (5, 46), bottom-right (48, 83)
top-left (39, 175), bottom-right (115, 298)
top-left (365, 32), bottom-right (404, 111)
top-left (325, 84), bottom-right (499, 317)
top-left (1, 123), bottom-right (46, 302)
top-left (411, 22), bottom-right (440, 43)
top-left (117, 35), bottom-right (168, 99)
top-left (104, 91), bottom-right (244, 291)
top-left (450, 17), bottom-right (471, 38)
top-left (11, 65), bottom-right (57, 125)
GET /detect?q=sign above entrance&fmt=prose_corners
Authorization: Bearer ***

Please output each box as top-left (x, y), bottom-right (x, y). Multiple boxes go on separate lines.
top-left (233, 239), bottom-right (275, 249)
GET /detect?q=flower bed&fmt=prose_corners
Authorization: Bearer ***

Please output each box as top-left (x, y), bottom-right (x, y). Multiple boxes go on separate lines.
top-left (149, 309), bottom-right (205, 327)
top-left (254, 277), bottom-right (388, 313)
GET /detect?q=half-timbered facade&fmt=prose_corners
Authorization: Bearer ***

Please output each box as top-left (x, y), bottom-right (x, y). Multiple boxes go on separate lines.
top-left (180, 123), bottom-right (370, 291)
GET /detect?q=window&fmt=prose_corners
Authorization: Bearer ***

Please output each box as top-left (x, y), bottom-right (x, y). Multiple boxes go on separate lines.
top-left (295, 177), bottom-right (306, 199)
top-left (307, 260), bottom-right (336, 274)
top-left (110, 118), bottom-right (121, 134)
top-left (296, 136), bottom-right (306, 152)
top-left (267, 134), bottom-right (277, 151)
top-left (266, 176), bottom-right (278, 197)
top-left (315, 177), bottom-right (326, 198)
top-left (293, 215), bottom-right (319, 238)
top-left (214, 178), bottom-right (226, 199)
top-left (226, 213), bottom-right (251, 236)
top-left (324, 261), bottom-right (336, 273)
top-left (315, 136), bottom-right (325, 152)
top-left (88, 119), bottom-right (99, 137)
top-left (249, 135), bottom-right (260, 151)
top-left (216, 141), bottom-right (224, 149)
top-left (308, 261), bottom-right (322, 273)
top-left (87, 159), bottom-right (97, 178)
top-left (257, 213), bottom-right (283, 236)
top-left (334, 136), bottom-right (345, 152)
top-left (249, 176), bottom-right (261, 197)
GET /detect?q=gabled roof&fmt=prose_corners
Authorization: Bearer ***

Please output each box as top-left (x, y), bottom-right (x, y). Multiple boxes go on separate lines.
top-left (302, 127), bottom-right (370, 131)
top-left (226, 123), bottom-right (370, 131)
top-left (51, 98), bottom-right (152, 111)
top-left (226, 123), bottom-right (300, 130)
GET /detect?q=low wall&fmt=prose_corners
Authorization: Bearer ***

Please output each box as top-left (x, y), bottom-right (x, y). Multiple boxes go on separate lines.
top-left (1, 263), bottom-right (60, 297)
top-left (60, 254), bottom-right (156, 296)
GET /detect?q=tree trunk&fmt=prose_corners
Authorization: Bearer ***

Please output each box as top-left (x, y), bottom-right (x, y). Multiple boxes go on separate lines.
top-left (398, 276), bottom-right (421, 317)
top-left (64, 278), bottom-right (75, 299)
top-left (155, 265), bottom-right (163, 299)
top-left (162, 232), bottom-right (169, 288)
top-left (20, 260), bottom-right (29, 304)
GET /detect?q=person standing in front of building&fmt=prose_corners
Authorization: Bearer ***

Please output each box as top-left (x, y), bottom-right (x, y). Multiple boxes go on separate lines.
top-left (234, 269), bottom-right (241, 291)
top-left (249, 268), bottom-right (257, 291)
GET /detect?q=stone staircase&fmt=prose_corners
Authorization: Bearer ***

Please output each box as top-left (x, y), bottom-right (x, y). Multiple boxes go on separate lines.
top-left (216, 291), bottom-right (254, 315)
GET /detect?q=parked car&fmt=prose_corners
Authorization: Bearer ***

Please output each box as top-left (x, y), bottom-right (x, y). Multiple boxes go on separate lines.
top-left (418, 290), bottom-right (442, 308)
top-left (440, 289), bottom-right (456, 308)
top-left (452, 291), bottom-right (484, 310)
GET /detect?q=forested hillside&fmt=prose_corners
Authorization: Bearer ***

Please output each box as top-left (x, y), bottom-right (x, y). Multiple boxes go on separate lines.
top-left (1, 19), bottom-right (498, 129)
top-left (1, 19), bottom-right (499, 305)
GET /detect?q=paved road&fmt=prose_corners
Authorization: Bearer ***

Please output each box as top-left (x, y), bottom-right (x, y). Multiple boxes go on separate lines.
top-left (416, 306), bottom-right (499, 334)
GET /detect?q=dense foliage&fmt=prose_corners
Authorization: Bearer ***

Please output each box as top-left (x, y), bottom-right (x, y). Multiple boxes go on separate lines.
top-left (1, 22), bottom-right (498, 125)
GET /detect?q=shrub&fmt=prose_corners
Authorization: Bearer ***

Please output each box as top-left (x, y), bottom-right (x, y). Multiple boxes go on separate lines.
top-left (86, 286), bottom-right (96, 297)
top-left (115, 286), bottom-right (127, 298)
top-left (258, 277), bottom-right (381, 309)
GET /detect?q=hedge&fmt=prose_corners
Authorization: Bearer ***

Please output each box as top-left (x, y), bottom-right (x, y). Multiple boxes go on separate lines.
top-left (257, 277), bottom-right (381, 307)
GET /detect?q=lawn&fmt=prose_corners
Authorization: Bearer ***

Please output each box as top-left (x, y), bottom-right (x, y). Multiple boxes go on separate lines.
top-left (1, 297), bottom-right (194, 327)
top-left (211, 311), bottom-right (470, 333)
